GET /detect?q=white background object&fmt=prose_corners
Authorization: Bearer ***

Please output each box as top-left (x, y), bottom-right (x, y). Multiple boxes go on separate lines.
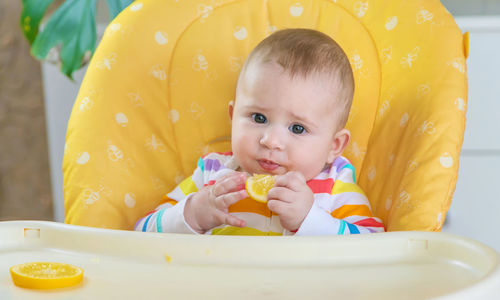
top-left (441, 16), bottom-right (500, 252)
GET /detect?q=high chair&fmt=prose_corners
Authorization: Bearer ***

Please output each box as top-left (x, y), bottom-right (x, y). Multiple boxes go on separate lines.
top-left (1, 1), bottom-right (499, 298)
top-left (64, 0), bottom-right (467, 232)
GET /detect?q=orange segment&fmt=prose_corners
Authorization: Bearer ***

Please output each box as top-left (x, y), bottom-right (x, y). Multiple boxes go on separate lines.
top-left (245, 174), bottom-right (276, 203)
top-left (10, 262), bottom-right (83, 289)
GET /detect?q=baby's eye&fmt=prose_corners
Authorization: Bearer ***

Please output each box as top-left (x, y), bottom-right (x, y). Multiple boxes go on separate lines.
top-left (252, 113), bottom-right (267, 124)
top-left (290, 124), bottom-right (306, 134)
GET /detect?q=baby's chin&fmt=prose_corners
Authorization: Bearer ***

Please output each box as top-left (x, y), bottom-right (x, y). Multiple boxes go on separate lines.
top-left (252, 166), bottom-right (290, 177)
top-left (237, 162), bottom-right (285, 176)
top-left (241, 165), bottom-right (317, 181)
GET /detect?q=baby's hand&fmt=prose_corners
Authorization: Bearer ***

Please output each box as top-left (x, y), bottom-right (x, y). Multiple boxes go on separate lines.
top-left (184, 172), bottom-right (248, 233)
top-left (267, 171), bottom-right (314, 232)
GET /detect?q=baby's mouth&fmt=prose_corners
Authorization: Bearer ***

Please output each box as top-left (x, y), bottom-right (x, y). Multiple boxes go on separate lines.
top-left (257, 159), bottom-right (280, 171)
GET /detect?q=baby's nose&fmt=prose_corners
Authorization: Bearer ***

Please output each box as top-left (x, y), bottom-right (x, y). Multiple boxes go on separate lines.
top-left (260, 126), bottom-right (285, 150)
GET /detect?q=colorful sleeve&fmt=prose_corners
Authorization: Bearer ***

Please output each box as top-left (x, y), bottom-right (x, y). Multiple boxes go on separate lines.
top-left (296, 161), bottom-right (385, 235)
top-left (133, 158), bottom-right (205, 233)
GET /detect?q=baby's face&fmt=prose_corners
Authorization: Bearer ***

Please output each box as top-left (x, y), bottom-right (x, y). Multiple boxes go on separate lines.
top-left (231, 62), bottom-right (343, 180)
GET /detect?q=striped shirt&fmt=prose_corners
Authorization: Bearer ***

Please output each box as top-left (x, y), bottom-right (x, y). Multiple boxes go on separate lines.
top-left (134, 152), bottom-right (384, 235)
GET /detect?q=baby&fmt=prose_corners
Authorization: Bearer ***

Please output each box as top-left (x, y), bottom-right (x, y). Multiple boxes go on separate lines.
top-left (135, 28), bottom-right (384, 235)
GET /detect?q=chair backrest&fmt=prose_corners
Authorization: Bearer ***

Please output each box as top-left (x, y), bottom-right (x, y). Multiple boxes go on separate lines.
top-left (63, 0), bottom-right (467, 231)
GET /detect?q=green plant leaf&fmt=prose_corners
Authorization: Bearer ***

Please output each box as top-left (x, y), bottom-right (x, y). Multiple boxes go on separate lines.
top-left (106, 0), bottom-right (133, 20)
top-left (32, 0), bottom-right (97, 80)
top-left (20, 0), bottom-right (55, 45)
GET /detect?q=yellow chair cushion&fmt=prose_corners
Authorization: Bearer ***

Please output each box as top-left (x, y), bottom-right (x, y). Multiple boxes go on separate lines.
top-left (63, 0), bottom-right (467, 231)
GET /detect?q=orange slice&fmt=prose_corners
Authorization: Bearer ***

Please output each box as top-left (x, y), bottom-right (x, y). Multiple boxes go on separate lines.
top-left (10, 262), bottom-right (83, 289)
top-left (245, 174), bottom-right (276, 203)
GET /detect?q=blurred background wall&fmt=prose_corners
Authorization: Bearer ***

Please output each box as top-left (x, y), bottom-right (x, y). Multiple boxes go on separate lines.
top-left (0, 1), bottom-right (53, 220)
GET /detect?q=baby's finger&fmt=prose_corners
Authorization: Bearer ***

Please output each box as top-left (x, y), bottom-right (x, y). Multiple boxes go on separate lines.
top-left (267, 186), bottom-right (294, 203)
top-left (216, 189), bottom-right (248, 209)
top-left (274, 171), bottom-right (306, 191)
top-left (217, 211), bottom-right (246, 228)
top-left (267, 199), bottom-right (288, 215)
top-left (213, 172), bottom-right (247, 196)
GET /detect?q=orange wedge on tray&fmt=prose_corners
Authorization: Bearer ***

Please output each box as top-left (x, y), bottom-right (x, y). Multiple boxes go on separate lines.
top-left (10, 262), bottom-right (83, 289)
top-left (245, 174), bottom-right (276, 203)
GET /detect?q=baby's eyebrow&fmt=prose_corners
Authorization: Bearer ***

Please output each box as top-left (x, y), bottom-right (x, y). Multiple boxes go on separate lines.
top-left (242, 104), bottom-right (268, 111)
top-left (289, 111), bottom-right (317, 128)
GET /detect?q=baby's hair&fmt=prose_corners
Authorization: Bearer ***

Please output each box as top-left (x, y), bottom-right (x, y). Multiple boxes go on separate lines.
top-left (239, 28), bottom-right (354, 127)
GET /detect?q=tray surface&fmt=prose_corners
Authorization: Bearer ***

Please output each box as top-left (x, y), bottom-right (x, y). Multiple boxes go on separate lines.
top-left (1, 221), bottom-right (499, 299)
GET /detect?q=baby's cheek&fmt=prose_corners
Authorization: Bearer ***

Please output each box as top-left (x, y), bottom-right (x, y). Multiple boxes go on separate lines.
top-left (296, 160), bottom-right (324, 181)
top-left (232, 146), bottom-right (252, 173)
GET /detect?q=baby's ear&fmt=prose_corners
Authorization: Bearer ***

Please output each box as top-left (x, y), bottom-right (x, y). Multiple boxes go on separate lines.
top-left (327, 128), bottom-right (350, 164)
top-left (228, 101), bottom-right (235, 120)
